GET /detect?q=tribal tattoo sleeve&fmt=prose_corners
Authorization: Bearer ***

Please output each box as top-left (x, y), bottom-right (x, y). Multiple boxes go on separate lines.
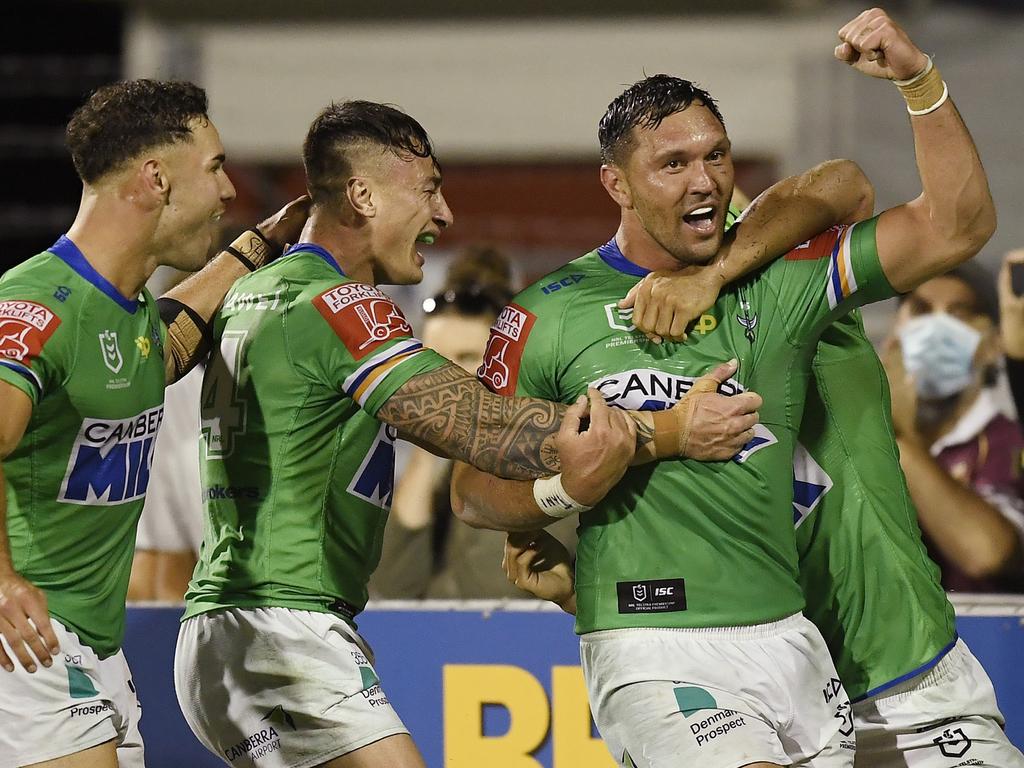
top-left (377, 363), bottom-right (563, 480)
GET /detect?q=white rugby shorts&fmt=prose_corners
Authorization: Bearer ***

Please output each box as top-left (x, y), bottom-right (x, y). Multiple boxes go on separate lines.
top-left (581, 613), bottom-right (855, 768)
top-left (0, 617), bottom-right (143, 767)
top-left (853, 638), bottom-right (1024, 768)
top-left (175, 606), bottom-right (408, 768)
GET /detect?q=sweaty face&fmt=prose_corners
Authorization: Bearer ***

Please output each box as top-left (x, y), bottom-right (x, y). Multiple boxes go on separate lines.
top-left (368, 153), bottom-right (453, 286)
top-left (156, 118), bottom-right (236, 271)
top-left (621, 105), bottom-right (734, 266)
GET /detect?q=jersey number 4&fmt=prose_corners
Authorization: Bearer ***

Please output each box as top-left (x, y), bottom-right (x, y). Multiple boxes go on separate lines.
top-left (201, 330), bottom-right (249, 459)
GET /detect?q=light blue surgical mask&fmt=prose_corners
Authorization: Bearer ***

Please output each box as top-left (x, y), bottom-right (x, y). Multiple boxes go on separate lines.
top-left (898, 311), bottom-right (982, 399)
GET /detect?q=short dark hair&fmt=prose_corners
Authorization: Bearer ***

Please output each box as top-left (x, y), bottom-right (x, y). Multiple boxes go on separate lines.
top-left (303, 100), bottom-right (437, 205)
top-left (898, 261), bottom-right (999, 323)
top-left (598, 74), bottom-right (725, 165)
top-left (945, 262), bottom-right (999, 323)
top-left (66, 79), bottom-right (209, 184)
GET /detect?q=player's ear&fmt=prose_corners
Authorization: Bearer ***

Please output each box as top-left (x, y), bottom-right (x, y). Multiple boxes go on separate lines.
top-left (135, 157), bottom-right (170, 208)
top-left (601, 164), bottom-right (633, 210)
top-left (347, 177), bottom-right (375, 218)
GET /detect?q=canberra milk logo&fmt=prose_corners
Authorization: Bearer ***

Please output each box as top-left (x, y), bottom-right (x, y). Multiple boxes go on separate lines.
top-left (591, 369), bottom-right (776, 462)
top-left (59, 405), bottom-right (164, 505)
top-left (792, 443), bottom-right (833, 528)
top-left (591, 368), bottom-right (744, 411)
top-left (347, 423), bottom-right (398, 509)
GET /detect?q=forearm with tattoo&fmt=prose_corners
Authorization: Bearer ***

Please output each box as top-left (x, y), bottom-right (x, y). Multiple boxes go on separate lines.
top-left (378, 363), bottom-right (564, 480)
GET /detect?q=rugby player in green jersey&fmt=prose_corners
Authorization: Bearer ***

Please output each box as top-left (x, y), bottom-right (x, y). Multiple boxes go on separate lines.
top-left (172, 100), bottom-right (864, 768)
top-left (453, 8), bottom-right (997, 767)
top-left (0, 80), bottom-right (308, 767)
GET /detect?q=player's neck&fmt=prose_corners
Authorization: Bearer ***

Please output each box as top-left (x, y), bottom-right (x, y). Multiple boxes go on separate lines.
top-left (65, 189), bottom-right (157, 300)
top-left (301, 211), bottom-right (375, 284)
top-left (613, 218), bottom-right (684, 273)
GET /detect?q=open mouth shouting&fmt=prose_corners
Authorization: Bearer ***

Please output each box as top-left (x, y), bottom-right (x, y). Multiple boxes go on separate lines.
top-left (682, 204), bottom-right (719, 236)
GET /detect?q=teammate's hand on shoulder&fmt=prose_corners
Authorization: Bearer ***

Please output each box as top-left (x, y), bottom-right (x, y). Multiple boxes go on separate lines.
top-left (677, 359), bottom-right (762, 461)
top-left (503, 531), bottom-right (576, 613)
top-left (0, 567), bottom-right (59, 673)
top-left (557, 388), bottom-right (636, 507)
top-left (256, 195), bottom-right (311, 254)
top-left (998, 249), bottom-right (1024, 360)
top-left (835, 8), bottom-right (929, 81)
top-left (619, 266), bottom-right (722, 344)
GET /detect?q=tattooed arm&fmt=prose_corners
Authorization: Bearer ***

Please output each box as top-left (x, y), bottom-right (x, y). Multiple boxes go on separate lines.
top-left (450, 360), bottom-right (758, 531)
top-left (378, 362), bottom-right (648, 480)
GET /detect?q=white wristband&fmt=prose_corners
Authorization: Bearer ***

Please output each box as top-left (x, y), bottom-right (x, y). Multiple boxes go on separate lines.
top-left (533, 474), bottom-right (592, 519)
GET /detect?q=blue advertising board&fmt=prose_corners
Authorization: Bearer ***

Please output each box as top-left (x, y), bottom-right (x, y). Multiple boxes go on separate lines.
top-left (123, 601), bottom-right (1024, 767)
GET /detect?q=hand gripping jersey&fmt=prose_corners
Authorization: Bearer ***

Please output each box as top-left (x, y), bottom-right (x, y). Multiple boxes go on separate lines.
top-left (797, 312), bottom-right (957, 700)
top-left (183, 245), bottom-right (447, 623)
top-left (480, 219), bottom-right (895, 632)
top-left (0, 237), bottom-right (167, 656)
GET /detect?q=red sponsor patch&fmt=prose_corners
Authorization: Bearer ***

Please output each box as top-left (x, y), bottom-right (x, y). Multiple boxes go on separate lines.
top-left (477, 303), bottom-right (536, 396)
top-left (784, 226), bottom-right (844, 261)
top-left (313, 283), bottom-right (413, 360)
top-left (0, 300), bottom-right (61, 366)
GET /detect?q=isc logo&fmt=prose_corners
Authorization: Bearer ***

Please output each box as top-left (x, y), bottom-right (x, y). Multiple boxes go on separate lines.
top-left (654, 587), bottom-right (674, 597)
top-left (58, 406), bottom-right (164, 505)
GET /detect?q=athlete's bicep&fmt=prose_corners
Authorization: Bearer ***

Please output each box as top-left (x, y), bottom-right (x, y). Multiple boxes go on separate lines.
top-left (0, 380), bottom-right (32, 459)
top-left (873, 200), bottom-right (972, 293)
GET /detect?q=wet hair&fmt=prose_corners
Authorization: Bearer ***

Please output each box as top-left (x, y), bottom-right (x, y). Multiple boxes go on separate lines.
top-left (422, 246), bottom-right (513, 319)
top-left (65, 79), bottom-right (209, 184)
top-left (303, 100), bottom-right (437, 205)
top-left (598, 74), bottom-right (725, 165)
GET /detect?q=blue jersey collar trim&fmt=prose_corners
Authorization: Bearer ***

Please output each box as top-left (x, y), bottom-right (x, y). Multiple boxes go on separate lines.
top-left (50, 236), bottom-right (139, 314)
top-left (597, 237), bottom-right (650, 277)
top-left (284, 242), bottom-right (346, 277)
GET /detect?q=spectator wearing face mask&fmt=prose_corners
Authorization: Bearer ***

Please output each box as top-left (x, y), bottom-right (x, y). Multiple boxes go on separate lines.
top-left (884, 263), bottom-right (1024, 592)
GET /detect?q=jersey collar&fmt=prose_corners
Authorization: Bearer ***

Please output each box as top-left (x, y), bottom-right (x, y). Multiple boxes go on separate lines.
top-left (50, 235), bottom-right (139, 314)
top-left (597, 237), bottom-right (650, 277)
top-left (284, 242), bottom-right (346, 276)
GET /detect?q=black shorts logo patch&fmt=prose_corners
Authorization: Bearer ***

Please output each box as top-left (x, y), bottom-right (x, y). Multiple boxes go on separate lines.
top-left (617, 579), bottom-right (686, 613)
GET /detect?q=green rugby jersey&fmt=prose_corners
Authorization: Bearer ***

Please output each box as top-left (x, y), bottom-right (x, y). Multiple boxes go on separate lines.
top-left (480, 219), bottom-right (895, 632)
top-left (0, 237), bottom-right (166, 656)
top-left (184, 244), bottom-right (447, 623)
top-left (796, 311), bottom-right (957, 700)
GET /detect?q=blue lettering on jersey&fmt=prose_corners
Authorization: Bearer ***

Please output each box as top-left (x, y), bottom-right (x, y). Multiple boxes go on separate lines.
top-left (59, 406), bottom-right (163, 505)
top-left (540, 274), bottom-right (586, 295)
top-left (348, 423), bottom-right (398, 509)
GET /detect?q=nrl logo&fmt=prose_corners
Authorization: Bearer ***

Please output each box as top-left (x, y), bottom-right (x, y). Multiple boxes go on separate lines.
top-left (933, 727), bottom-right (972, 758)
top-left (605, 303), bottom-right (636, 332)
top-left (98, 330), bottom-right (123, 374)
top-left (632, 584), bottom-right (648, 602)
